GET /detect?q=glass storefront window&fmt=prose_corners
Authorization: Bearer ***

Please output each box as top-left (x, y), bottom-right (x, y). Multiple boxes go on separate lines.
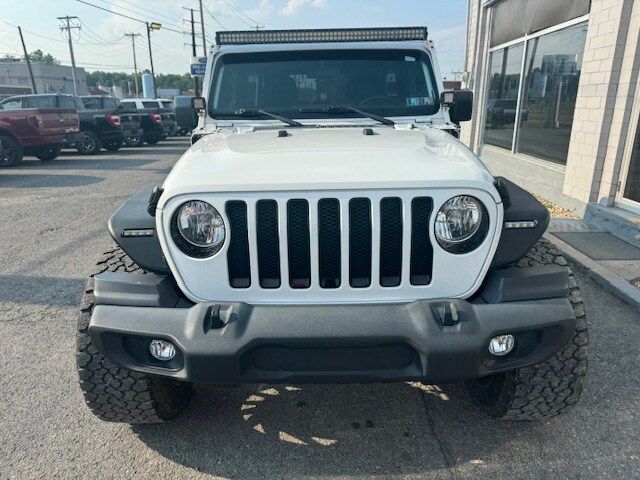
top-left (482, 43), bottom-right (523, 150)
top-left (515, 23), bottom-right (587, 164)
top-left (623, 112), bottom-right (640, 203)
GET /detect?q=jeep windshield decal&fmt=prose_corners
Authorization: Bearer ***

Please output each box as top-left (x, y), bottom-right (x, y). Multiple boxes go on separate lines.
top-left (208, 49), bottom-right (440, 120)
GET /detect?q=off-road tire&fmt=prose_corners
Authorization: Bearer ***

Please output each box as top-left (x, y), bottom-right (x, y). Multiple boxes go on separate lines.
top-left (466, 239), bottom-right (588, 420)
top-left (76, 247), bottom-right (193, 423)
top-left (0, 135), bottom-right (23, 167)
top-left (34, 144), bottom-right (61, 161)
top-left (103, 139), bottom-right (122, 151)
top-left (144, 135), bottom-right (161, 145)
top-left (125, 135), bottom-right (144, 147)
top-left (76, 130), bottom-right (102, 155)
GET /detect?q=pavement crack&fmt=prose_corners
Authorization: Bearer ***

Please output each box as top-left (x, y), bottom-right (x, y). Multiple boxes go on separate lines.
top-left (419, 389), bottom-right (460, 479)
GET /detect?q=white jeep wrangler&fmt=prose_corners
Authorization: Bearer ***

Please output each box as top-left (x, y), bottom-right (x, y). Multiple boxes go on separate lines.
top-left (77, 27), bottom-right (588, 423)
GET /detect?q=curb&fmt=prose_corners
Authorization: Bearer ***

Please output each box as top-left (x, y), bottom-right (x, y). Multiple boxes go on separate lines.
top-left (544, 232), bottom-right (640, 310)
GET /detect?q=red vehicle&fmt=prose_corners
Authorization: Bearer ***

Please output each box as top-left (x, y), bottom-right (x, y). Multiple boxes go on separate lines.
top-left (0, 105), bottom-right (80, 167)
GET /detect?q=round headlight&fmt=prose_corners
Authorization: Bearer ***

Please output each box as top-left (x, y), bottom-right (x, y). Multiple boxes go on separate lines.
top-left (434, 195), bottom-right (488, 254)
top-left (171, 200), bottom-right (225, 257)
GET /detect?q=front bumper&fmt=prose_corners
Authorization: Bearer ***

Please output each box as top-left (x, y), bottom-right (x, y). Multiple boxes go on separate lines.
top-left (88, 265), bottom-right (576, 385)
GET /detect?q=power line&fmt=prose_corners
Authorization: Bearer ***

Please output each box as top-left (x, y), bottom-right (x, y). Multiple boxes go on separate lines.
top-left (96, 0), bottom-right (186, 32)
top-left (224, 0), bottom-right (259, 27)
top-left (75, 0), bottom-right (184, 34)
top-left (203, 4), bottom-right (227, 30)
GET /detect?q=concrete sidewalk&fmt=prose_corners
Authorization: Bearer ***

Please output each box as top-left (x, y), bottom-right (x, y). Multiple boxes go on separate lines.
top-left (546, 218), bottom-right (640, 310)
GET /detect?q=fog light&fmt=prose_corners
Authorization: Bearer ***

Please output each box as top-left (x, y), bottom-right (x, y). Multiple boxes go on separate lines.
top-left (488, 334), bottom-right (515, 356)
top-left (149, 339), bottom-right (176, 361)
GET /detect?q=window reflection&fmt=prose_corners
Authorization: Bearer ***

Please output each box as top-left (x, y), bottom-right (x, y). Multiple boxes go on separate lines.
top-left (515, 23), bottom-right (587, 164)
top-left (483, 43), bottom-right (523, 150)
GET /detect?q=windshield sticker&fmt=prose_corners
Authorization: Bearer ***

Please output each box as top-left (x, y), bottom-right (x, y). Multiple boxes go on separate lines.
top-left (406, 97), bottom-right (433, 107)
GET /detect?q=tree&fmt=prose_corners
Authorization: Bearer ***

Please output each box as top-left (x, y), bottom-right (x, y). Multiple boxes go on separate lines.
top-left (28, 49), bottom-right (60, 65)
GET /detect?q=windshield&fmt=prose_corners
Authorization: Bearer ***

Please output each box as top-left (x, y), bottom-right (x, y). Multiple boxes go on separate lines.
top-left (209, 49), bottom-right (440, 119)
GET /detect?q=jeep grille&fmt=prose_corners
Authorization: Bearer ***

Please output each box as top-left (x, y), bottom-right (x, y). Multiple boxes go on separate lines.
top-left (224, 196), bottom-right (433, 290)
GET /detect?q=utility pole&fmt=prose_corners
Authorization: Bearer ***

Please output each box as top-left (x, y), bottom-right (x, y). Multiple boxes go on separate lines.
top-left (146, 22), bottom-right (160, 98)
top-left (124, 32), bottom-right (141, 97)
top-left (57, 16), bottom-right (80, 96)
top-left (184, 8), bottom-right (200, 96)
top-left (198, 0), bottom-right (206, 56)
top-left (17, 26), bottom-right (37, 94)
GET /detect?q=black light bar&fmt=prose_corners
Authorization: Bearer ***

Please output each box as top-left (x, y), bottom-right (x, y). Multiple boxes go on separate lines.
top-left (216, 27), bottom-right (428, 45)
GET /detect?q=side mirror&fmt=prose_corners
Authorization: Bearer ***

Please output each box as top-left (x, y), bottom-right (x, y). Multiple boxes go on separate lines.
top-left (441, 89), bottom-right (473, 123)
top-left (192, 97), bottom-right (206, 112)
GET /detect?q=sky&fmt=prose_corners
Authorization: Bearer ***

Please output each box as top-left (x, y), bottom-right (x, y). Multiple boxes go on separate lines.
top-left (0, 0), bottom-right (468, 79)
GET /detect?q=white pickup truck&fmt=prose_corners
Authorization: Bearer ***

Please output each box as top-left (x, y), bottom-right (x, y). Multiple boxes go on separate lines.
top-left (76, 27), bottom-right (588, 424)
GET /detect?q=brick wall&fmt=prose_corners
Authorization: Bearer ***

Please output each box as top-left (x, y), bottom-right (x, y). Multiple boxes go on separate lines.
top-left (563, 0), bottom-right (640, 205)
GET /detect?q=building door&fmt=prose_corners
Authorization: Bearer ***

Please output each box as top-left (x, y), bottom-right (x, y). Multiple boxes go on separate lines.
top-left (618, 86), bottom-right (640, 214)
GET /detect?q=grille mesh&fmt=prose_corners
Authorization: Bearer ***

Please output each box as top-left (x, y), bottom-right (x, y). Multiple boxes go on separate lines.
top-left (318, 198), bottom-right (341, 289)
top-left (287, 199), bottom-right (311, 288)
top-left (410, 197), bottom-right (433, 285)
top-left (379, 197), bottom-right (403, 287)
top-left (226, 201), bottom-right (251, 288)
top-left (256, 200), bottom-right (281, 288)
top-left (348, 198), bottom-right (372, 288)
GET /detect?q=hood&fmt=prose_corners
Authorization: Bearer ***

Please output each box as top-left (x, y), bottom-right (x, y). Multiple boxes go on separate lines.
top-left (160, 126), bottom-right (499, 202)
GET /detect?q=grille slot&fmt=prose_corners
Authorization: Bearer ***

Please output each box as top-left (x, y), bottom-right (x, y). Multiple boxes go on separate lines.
top-left (410, 197), bottom-right (433, 285)
top-left (349, 198), bottom-right (372, 288)
top-left (226, 201), bottom-right (251, 288)
top-left (287, 199), bottom-right (311, 288)
top-left (318, 198), bottom-right (341, 289)
top-left (256, 200), bottom-right (281, 288)
top-left (379, 197), bottom-right (403, 287)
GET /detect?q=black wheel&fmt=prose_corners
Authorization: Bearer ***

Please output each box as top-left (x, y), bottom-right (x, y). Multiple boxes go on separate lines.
top-left (466, 239), bottom-right (588, 420)
top-left (144, 135), bottom-right (161, 145)
top-left (34, 144), bottom-right (61, 161)
top-left (77, 247), bottom-right (193, 423)
top-left (76, 130), bottom-right (102, 155)
top-left (0, 135), bottom-right (23, 167)
top-left (103, 139), bottom-right (122, 151)
top-left (125, 135), bottom-right (144, 147)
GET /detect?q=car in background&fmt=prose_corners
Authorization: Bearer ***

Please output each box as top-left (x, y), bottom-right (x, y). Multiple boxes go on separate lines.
top-left (174, 95), bottom-right (196, 135)
top-left (0, 102), bottom-right (80, 166)
top-left (0, 94), bottom-right (125, 155)
top-left (119, 98), bottom-right (177, 145)
top-left (81, 95), bottom-right (143, 153)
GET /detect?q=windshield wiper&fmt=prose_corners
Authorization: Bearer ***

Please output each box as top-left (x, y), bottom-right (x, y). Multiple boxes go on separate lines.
top-left (299, 106), bottom-right (395, 126)
top-left (234, 108), bottom-right (303, 127)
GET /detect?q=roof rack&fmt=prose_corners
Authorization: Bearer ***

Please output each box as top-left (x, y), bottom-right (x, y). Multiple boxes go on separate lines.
top-left (215, 27), bottom-right (428, 45)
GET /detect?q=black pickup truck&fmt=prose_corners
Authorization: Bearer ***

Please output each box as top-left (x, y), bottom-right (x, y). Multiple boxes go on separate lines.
top-left (0, 94), bottom-right (139, 155)
top-left (81, 96), bottom-right (143, 153)
top-left (119, 99), bottom-right (177, 146)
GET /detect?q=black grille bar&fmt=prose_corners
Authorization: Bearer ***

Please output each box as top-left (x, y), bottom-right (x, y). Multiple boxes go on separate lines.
top-left (349, 198), bottom-right (372, 288)
top-left (318, 198), bottom-right (341, 289)
top-left (256, 200), bottom-right (281, 288)
top-left (287, 199), bottom-right (311, 288)
top-left (379, 197), bottom-right (403, 287)
top-left (226, 201), bottom-right (251, 288)
top-left (410, 197), bottom-right (433, 285)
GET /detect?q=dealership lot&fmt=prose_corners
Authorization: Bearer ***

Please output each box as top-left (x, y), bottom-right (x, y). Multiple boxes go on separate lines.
top-left (1, 138), bottom-right (639, 480)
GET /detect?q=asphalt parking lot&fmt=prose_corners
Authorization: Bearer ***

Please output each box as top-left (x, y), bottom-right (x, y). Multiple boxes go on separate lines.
top-left (1, 137), bottom-right (639, 480)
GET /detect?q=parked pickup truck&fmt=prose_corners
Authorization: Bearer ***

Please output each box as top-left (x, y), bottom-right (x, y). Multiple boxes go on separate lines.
top-left (0, 93), bottom-right (126, 155)
top-left (81, 95), bottom-right (143, 153)
top-left (0, 104), bottom-right (80, 167)
top-left (119, 98), bottom-right (177, 145)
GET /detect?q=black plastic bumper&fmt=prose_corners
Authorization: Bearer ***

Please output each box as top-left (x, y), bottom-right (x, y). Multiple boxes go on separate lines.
top-left (88, 265), bottom-right (577, 385)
